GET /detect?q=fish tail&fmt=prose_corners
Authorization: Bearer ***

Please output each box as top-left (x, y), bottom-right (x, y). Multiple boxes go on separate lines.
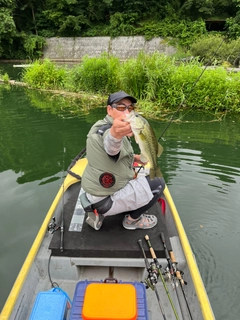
top-left (150, 167), bottom-right (162, 179)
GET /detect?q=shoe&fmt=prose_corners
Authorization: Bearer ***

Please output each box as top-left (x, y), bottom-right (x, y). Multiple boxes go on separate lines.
top-left (86, 210), bottom-right (105, 230)
top-left (122, 213), bottom-right (157, 230)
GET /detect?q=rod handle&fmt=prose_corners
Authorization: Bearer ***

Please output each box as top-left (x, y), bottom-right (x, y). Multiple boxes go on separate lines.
top-left (170, 250), bottom-right (176, 262)
top-left (145, 235), bottom-right (157, 259)
top-left (150, 247), bottom-right (156, 259)
top-left (160, 232), bottom-right (170, 260)
top-left (138, 239), bottom-right (151, 269)
top-left (170, 251), bottom-right (184, 284)
top-left (160, 232), bottom-right (165, 243)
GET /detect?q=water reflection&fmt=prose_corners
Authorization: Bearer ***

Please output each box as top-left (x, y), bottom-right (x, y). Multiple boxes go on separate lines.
top-left (0, 85), bottom-right (103, 184)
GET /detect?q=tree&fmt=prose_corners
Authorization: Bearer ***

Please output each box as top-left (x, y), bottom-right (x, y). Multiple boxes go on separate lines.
top-left (0, 1), bottom-right (17, 57)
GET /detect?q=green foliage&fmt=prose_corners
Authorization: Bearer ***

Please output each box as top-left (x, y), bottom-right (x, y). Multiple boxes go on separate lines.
top-left (1, 0), bottom-right (240, 59)
top-left (22, 34), bottom-right (46, 60)
top-left (0, 7), bottom-right (17, 57)
top-left (0, 71), bottom-right (10, 83)
top-left (22, 59), bottom-right (67, 89)
top-left (2, 72), bottom-right (10, 83)
top-left (22, 54), bottom-right (240, 113)
top-left (116, 52), bottom-right (150, 99)
top-left (189, 33), bottom-right (240, 66)
top-left (66, 53), bottom-right (120, 93)
top-left (0, 0), bottom-right (16, 10)
top-left (180, 0), bottom-right (215, 17)
top-left (0, 8), bottom-right (17, 38)
top-left (138, 19), bottom-right (207, 49)
top-left (188, 68), bottom-right (240, 112)
top-left (41, 0), bottom-right (91, 36)
top-left (105, 12), bottom-right (138, 37)
top-left (225, 13), bottom-right (240, 39)
top-left (117, 52), bottom-right (176, 102)
top-left (58, 15), bottom-right (83, 36)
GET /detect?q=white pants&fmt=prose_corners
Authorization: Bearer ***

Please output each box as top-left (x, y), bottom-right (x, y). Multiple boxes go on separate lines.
top-left (85, 176), bottom-right (153, 216)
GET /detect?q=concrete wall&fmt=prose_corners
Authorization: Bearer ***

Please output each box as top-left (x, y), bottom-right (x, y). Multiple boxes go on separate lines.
top-left (43, 36), bottom-right (176, 61)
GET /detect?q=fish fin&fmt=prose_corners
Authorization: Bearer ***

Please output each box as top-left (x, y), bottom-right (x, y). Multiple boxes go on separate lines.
top-left (134, 136), bottom-right (139, 145)
top-left (150, 167), bottom-right (162, 179)
top-left (157, 143), bottom-right (163, 157)
top-left (140, 154), bottom-right (148, 162)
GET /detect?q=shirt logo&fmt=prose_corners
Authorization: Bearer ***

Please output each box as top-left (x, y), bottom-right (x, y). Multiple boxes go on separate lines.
top-left (99, 172), bottom-right (116, 188)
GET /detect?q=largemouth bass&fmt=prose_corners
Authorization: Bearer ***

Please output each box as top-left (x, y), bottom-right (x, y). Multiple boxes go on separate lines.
top-left (125, 112), bottom-right (163, 179)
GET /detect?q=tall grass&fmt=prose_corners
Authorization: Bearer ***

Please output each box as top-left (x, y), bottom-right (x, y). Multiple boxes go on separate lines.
top-left (22, 59), bottom-right (67, 89)
top-left (66, 53), bottom-right (120, 93)
top-left (22, 54), bottom-right (240, 113)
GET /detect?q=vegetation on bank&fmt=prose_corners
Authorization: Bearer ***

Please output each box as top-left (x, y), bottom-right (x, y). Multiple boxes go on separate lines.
top-left (1, 0), bottom-right (240, 61)
top-left (15, 54), bottom-right (240, 117)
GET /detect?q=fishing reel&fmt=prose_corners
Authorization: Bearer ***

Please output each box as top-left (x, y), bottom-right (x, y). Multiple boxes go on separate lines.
top-left (48, 217), bottom-right (60, 234)
top-left (142, 278), bottom-right (155, 290)
top-left (162, 266), bottom-right (172, 282)
top-left (143, 261), bottom-right (160, 290)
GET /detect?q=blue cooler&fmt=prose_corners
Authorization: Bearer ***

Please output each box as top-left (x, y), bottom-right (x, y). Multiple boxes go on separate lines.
top-left (29, 289), bottom-right (68, 320)
top-left (69, 280), bottom-right (149, 320)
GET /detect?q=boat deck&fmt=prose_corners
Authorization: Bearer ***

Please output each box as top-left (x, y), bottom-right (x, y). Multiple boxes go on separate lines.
top-left (49, 182), bottom-right (172, 259)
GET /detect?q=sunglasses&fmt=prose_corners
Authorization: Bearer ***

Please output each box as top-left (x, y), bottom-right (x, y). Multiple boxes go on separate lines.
top-left (111, 103), bottom-right (136, 112)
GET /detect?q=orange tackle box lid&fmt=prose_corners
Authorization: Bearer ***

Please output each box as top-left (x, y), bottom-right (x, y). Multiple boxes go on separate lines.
top-left (82, 282), bottom-right (137, 320)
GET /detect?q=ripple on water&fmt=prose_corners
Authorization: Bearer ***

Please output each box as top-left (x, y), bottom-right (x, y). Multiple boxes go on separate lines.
top-left (189, 220), bottom-right (240, 320)
top-left (166, 146), bottom-right (240, 319)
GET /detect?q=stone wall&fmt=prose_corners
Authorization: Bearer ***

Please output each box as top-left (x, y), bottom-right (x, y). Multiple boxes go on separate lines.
top-left (43, 36), bottom-right (176, 61)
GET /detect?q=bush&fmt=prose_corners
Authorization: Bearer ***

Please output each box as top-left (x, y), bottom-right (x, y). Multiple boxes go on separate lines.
top-left (22, 59), bottom-right (67, 89)
top-left (138, 19), bottom-right (207, 49)
top-left (189, 34), bottom-right (240, 67)
top-left (23, 34), bottom-right (46, 60)
top-left (67, 53), bottom-right (120, 93)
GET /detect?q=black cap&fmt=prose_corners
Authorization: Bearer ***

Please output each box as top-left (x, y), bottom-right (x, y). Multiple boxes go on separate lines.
top-left (107, 91), bottom-right (137, 105)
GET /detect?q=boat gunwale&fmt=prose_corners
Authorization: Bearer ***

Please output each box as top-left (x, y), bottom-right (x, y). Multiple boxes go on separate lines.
top-left (164, 186), bottom-right (215, 319)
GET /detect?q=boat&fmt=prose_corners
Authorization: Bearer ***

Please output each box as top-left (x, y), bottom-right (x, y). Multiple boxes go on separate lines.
top-left (0, 156), bottom-right (215, 320)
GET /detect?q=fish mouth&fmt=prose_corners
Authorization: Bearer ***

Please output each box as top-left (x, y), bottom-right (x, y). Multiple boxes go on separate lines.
top-left (123, 110), bottom-right (135, 119)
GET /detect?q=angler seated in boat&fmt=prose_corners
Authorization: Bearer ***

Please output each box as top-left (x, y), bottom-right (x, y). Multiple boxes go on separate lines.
top-left (80, 90), bottom-right (165, 231)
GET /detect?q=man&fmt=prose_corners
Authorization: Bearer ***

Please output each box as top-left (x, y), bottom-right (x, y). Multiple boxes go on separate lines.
top-left (81, 90), bottom-right (165, 230)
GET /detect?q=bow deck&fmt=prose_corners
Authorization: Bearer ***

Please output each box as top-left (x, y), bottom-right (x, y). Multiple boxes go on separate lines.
top-left (49, 182), bottom-right (172, 259)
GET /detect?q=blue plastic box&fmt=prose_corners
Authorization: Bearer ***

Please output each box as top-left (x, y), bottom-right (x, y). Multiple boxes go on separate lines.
top-left (69, 280), bottom-right (149, 320)
top-left (29, 290), bottom-right (68, 320)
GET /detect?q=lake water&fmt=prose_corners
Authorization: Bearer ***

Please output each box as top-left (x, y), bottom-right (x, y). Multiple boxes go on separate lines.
top-left (0, 69), bottom-right (240, 319)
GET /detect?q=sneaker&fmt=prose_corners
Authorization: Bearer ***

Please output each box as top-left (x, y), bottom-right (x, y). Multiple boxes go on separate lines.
top-left (86, 210), bottom-right (105, 230)
top-left (122, 213), bottom-right (157, 230)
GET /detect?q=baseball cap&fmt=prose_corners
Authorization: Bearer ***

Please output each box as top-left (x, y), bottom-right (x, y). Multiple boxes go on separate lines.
top-left (107, 91), bottom-right (137, 105)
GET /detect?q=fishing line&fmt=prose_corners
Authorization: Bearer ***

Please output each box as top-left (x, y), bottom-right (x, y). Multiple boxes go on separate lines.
top-left (59, 109), bottom-right (68, 252)
top-left (158, 18), bottom-right (238, 141)
top-left (60, 146), bottom-right (66, 252)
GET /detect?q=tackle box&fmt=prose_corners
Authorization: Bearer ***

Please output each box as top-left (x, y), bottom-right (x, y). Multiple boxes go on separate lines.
top-left (69, 279), bottom-right (149, 320)
top-left (29, 289), bottom-right (68, 320)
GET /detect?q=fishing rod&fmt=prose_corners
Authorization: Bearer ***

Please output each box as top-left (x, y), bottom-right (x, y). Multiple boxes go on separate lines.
top-left (145, 235), bottom-right (180, 320)
top-left (138, 239), bottom-right (167, 320)
top-left (60, 146), bottom-right (66, 252)
top-left (67, 146), bottom-right (86, 180)
top-left (160, 232), bottom-right (189, 320)
top-left (169, 250), bottom-right (193, 320)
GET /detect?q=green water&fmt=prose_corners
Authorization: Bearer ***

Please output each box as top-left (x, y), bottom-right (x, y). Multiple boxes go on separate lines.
top-left (0, 83), bottom-right (240, 319)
